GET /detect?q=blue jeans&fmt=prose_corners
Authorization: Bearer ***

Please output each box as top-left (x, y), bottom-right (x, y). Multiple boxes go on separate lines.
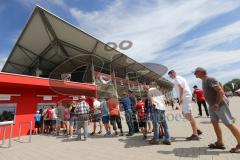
top-left (153, 109), bottom-right (170, 142)
top-left (125, 109), bottom-right (134, 134)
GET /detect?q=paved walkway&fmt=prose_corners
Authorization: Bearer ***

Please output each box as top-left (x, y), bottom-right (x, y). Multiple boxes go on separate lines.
top-left (1, 97), bottom-right (240, 160)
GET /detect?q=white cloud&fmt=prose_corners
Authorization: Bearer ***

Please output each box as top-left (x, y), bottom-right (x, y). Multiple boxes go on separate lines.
top-left (69, 0), bottom-right (240, 63)
top-left (68, 0), bottom-right (240, 85)
top-left (161, 21), bottom-right (240, 81)
top-left (212, 68), bottom-right (240, 81)
top-left (176, 21), bottom-right (240, 53)
top-left (163, 49), bottom-right (240, 74)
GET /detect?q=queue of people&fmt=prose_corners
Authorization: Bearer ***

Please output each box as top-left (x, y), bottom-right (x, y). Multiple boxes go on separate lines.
top-left (33, 67), bottom-right (240, 153)
top-left (33, 93), bottom-right (154, 140)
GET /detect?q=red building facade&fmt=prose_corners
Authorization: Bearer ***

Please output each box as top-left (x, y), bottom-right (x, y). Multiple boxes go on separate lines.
top-left (0, 72), bottom-right (96, 140)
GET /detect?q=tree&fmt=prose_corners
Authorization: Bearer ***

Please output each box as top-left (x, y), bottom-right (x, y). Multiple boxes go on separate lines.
top-left (224, 79), bottom-right (240, 92)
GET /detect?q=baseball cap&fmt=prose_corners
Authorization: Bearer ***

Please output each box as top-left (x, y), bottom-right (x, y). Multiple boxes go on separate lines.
top-left (193, 67), bottom-right (207, 74)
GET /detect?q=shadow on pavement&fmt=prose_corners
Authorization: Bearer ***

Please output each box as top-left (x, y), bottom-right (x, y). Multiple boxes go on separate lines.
top-left (157, 147), bottom-right (230, 158)
top-left (61, 137), bottom-right (85, 142)
top-left (118, 134), bottom-right (149, 148)
top-left (171, 137), bottom-right (188, 142)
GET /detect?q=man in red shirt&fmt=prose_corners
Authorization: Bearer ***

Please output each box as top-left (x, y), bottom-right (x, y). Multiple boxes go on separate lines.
top-left (193, 85), bottom-right (209, 117)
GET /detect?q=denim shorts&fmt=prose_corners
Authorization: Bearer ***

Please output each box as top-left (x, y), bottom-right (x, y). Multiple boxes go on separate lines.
top-left (70, 116), bottom-right (77, 126)
top-left (102, 115), bottom-right (110, 124)
top-left (146, 112), bottom-right (152, 122)
top-left (92, 113), bottom-right (102, 122)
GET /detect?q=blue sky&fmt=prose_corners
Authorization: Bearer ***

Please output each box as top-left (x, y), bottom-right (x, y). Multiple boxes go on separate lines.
top-left (0, 0), bottom-right (240, 90)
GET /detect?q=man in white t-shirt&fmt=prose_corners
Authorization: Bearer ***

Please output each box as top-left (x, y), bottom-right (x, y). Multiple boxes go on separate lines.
top-left (147, 82), bottom-right (171, 145)
top-left (168, 70), bottom-right (202, 141)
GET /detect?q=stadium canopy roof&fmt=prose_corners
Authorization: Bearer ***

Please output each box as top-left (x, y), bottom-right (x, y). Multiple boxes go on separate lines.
top-left (2, 6), bottom-right (172, 88)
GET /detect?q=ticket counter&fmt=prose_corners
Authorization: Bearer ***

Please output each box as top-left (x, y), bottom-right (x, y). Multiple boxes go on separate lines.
top-left (0, 72), bottom-right (96, 140)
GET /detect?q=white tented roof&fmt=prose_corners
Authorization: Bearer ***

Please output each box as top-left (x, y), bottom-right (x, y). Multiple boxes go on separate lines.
top-left (2, 6), bottom-right (171, 87)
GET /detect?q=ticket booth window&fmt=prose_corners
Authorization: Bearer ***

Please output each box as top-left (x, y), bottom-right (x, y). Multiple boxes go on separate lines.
top-left (37, 103), bottom-right (56, 111)
top-left (0, 103), bottom-right (17, 124)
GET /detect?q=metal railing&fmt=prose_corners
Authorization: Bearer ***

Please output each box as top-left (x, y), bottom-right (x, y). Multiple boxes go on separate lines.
top-left (0, 121), bottom-right (14, 148)
top-left (18, 121), bottom-right (32, 143)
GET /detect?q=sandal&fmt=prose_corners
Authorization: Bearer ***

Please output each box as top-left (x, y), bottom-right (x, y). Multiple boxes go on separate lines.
top-left (230, 144), bottom-right (240, 153)
top-left (208, 142), bottom-right (226, 150)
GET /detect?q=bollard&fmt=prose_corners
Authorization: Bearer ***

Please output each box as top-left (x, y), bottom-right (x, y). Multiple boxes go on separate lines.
top-left (9, 123), bottom-right (13, 147)
top-left (0, 122), bottom-right (14, 148)
top-left (18, 123), bottom-right (22, 140)
top-left (2, 126), bottom-right (6, 145)
top-left (18, 121), bottom-right (33, 143)
top-left (29, 121), bottom-right (32, 143)
top-left (42, 120), bottom-right (45, 135)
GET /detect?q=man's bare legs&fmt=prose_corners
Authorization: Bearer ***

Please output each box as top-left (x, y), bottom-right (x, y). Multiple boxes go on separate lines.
top-left (226, 124), bottom-right (240, 145)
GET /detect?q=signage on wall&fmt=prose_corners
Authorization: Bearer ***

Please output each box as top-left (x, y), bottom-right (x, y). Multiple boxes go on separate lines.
top-left (72, 96), bottom-right (79, 101)
top-left (43, 96), bottom-right (53, 101)
top-left (37, 103), bottom-right (56, 110)
top-left (0, 95), bottom-right (11, 101)
top-left (69, 96), bottom-right (79, 100)
top-left (37, 95), bottom-right (58, 101)
top-left (0, 94), bottom-right (21, 101)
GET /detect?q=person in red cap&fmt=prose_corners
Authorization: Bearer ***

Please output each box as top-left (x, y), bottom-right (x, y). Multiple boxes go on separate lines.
top-left (193, 85), bottom-right (209, 117)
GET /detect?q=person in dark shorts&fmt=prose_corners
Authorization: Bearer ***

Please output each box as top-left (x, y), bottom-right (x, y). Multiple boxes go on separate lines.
top-left (100, 98), bottom-right (111, 136)
top-left (34, 110), bottom-right (41, 134)
top-left (51, 106), bottom-right (58, 134)
top-left (128, 90), bottom-right (139, 133)
top-left (136, 97), bottom-right (147, 139)
top-left (107, 95), bottom-right (124, 136)
top-left (43, 106), bottom-right (53, 134)
top-left (39, 109), bottom-right (44, 133)
top-left (69, 101), bottom-right (77, 138)
top-left (90, 97), bottom-right (103, 135)
top-left (194, 67), bottom-right (240, 153)
top-left (144, 97), bottom-right (153, 133)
